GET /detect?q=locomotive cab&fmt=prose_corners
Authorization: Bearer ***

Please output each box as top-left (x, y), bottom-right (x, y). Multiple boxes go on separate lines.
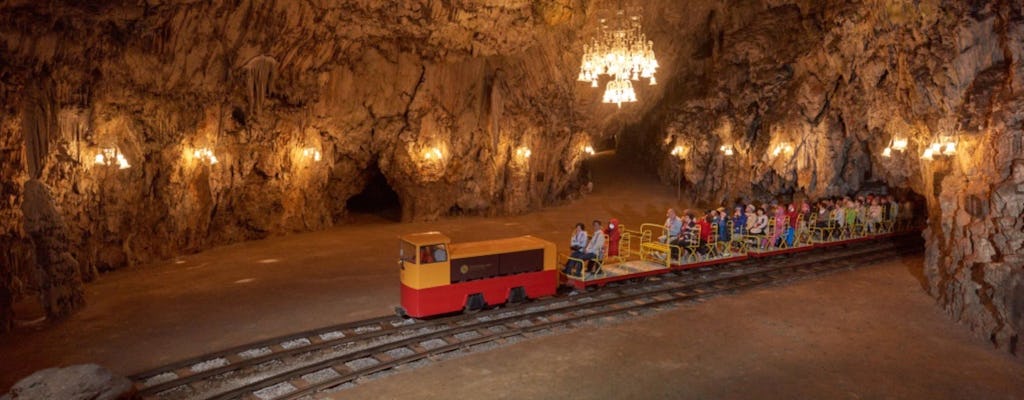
top-left (398, 232), bottom-right (452, 291)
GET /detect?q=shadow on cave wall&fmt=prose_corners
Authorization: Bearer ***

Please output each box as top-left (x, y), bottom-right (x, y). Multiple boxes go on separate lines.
top-left (345, 162), bottom-right (402, 223)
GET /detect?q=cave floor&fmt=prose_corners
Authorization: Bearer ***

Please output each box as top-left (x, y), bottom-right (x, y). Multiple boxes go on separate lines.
top-left (2, 152), bottom-right (1023, 397)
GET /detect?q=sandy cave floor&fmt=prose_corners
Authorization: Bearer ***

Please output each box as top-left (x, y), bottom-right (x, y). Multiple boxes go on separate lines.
top-left (1, 152), bottom-right (1022, 398)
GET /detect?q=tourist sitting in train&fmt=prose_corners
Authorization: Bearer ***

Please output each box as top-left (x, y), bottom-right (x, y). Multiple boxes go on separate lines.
top-left (714, 207), bottom-right (730, 242)
top-left (749, 207), bottom-right (768, 235)
top-left (732, 205), bottom-right (748, 235)
top-left (605, 218), bottom-right (622, 258)
top-left (769, 205), bottom-right (787, 247)
top-left (867, 198), bottom-right (883, 232)
top-left (815, 200), bottom-right (832, 228)
top-left (563, 222), bottom-right (589, 274)
top-left (669, 212), bottom-right (696, 260)
top-left (696, 212), bottom-right (712, 255)
top-left (660, 208), bottom-right (682, 243)
top-left (577, 220), bottom-right (606, 274)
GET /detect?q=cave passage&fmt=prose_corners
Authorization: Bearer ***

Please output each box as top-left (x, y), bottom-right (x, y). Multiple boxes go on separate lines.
top-left (345, 162), bottom-right (401, 222)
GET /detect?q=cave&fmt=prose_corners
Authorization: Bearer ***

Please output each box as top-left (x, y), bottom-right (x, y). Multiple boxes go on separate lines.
top-left (345, 162), bottom-right (402, 223)
top-left (1, 1), bottom-right (1023, 398)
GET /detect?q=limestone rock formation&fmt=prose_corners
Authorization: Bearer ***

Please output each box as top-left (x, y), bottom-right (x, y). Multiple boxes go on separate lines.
top-left (2, 364), bottom-right (137, 400)
top-left (627, 0), bottom-right (1023, 356)
top-left (0, 0), bottom-right (1021, 360)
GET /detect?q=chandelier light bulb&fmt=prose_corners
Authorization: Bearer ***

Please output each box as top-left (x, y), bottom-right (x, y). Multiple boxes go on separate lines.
top-left (921, 148), bottom-right (934, 160)
top-left (881, 147), bottom-right (892, 157)
top-left (584, 145), bottom-right (596, 155)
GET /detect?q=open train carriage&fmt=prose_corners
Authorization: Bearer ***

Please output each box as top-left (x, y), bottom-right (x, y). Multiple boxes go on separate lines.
top-left (398, 232), bottom-right (558, 318)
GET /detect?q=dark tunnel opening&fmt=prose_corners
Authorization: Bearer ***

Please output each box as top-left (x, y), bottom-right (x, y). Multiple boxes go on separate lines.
top-left (346, 162), bottom-right (402, 223)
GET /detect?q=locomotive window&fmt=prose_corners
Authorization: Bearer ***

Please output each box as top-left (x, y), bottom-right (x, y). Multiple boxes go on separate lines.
top-left (419, 244), bottom-right (448, 264)
top-left (400, 241), bottom-right (416, 263)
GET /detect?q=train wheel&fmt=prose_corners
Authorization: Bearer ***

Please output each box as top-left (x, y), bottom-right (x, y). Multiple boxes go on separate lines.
top-left (464, 293), bottom-right (486, 313)
top-left (508, 287), bottom-right (527, 304)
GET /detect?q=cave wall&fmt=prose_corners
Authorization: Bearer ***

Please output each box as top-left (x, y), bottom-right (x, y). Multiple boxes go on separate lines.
top-left (628, 0), bottom-right (1024, 355)
top-left (0, 0), bottom-right (607, 328)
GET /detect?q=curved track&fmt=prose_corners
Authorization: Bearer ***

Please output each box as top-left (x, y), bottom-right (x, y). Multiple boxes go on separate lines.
top-left (132, 235), bottom-right (922, 400)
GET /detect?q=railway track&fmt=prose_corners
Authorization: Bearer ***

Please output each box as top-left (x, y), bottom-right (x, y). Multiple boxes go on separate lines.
top-left (132, 235), bottom-right (922, 400)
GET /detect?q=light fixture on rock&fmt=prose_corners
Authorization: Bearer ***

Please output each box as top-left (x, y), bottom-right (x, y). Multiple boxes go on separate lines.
top-left (94, 147), bottom-right (130, 169)
top-left (670, 145), bottom-right (685, 158)
top-left (719, 144), bottom-right (735, 156)
top-left (192, 147), bottom-right (219, 165)
top-left (771, 142), bottom-right (794, 157)
top-left (515, 146), bottom-right (532, 160)
top-left (583, 145), bottom-right (596, 156)
top-left (578, 6), bottom-right (659, 107)
top-left (423, 147), bottom-right (444, 161)
top-left (301, 147), bottom-right (322, 162)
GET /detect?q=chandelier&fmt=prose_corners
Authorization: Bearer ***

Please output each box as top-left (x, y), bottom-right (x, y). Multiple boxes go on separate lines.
top-left (578, 7), bottom-right (659, 107)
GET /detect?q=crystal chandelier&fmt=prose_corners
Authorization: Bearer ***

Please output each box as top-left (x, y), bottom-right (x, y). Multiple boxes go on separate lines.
top-left (578, 7), bottom-right (659, 107)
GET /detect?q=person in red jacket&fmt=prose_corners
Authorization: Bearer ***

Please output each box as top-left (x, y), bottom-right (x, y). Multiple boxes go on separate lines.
top-left (605, 218), bottom-right (622, 258)
top-left (697, 212), bottom-right (712, 255)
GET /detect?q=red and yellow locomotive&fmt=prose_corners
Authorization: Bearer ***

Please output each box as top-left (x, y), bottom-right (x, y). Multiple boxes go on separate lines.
top-left (397, 232), bottom-right (557, 318)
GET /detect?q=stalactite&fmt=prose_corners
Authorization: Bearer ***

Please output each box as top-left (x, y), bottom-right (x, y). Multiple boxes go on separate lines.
top-left (22, 80), bottom-right (57, 179)
top-left (243, 55), bottom-right (278, 116)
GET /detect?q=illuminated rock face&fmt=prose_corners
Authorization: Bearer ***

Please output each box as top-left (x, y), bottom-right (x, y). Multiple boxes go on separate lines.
top-left (0, 0), bottom-right (1020, 356)
top-left (629, 1), bottom-right (1023, 356)
top-left (0, 0), bottom-right (598, 328)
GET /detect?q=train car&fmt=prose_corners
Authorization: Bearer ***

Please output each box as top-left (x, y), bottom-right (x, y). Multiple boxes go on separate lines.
top-left (397, 232), bottom-right (557, 318)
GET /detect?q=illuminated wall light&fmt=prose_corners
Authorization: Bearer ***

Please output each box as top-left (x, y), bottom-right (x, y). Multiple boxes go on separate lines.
top-left (302, 147), bottom-right (322, 162)
top-left (772, 142), bottom-right (793, 157)
top-left (670, 145), bottom-right (684, 157)
top-left (921, 148), bottom-right (934, 160)
top-left (192, 147), bottom-right (218, 165)
top-left (881, 147), bottom-right (892, 157)
top-left (892, 137), bottom-right (908, 151)
top-left (423, 147), bottom-right (443, 161)
top-left (515, 146), bottom-right (532, 160)
top-left (719, 144), bottom-right (734, 156)
top-left (94, 147), bottom-right (130, 169)
top-left (942, 141), bottom-right (956, 156)
top-left (583, 145), bottom-right (596, 155)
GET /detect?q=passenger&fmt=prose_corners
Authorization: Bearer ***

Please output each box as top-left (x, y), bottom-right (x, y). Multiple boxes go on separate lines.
top-left (732, 206), bottom-right (748, 235)
top-left (715, 207), bottom-right (729, 242)
top-left (844, 199), bottom-right (858, 235)
top-left (770, 205), bottom-right (787, 247)
top-left (815, 201), bottom-right (831, 228)
top-left (420, 246), bottom-right (434, 263)
top-left (661, 208), bottom-right (682, 243)
top-left (697, 212), bottom-right (712, 255)
top-left (576, 220), bottom-right (606, 274)
top-left (669, 212), bottom-right (695, 260)
top-left (749, 208), bottom-right (768, 235)
top-left (563, 222), bottom-right (588, 274)
top-left (887, 195), bottom-right (900, 225)
top-left (867, 198), bottom-right (883, 232)
top-left (605, 218), bottom-right (622, 257)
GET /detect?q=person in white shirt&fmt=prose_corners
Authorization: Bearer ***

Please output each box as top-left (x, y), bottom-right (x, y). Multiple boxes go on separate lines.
top-left (660, 208), bottom-right (682, 243)
top-left (563, 223), bottom-right (589, 273)
top-left (576, 220), bottom-right (606, 275)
